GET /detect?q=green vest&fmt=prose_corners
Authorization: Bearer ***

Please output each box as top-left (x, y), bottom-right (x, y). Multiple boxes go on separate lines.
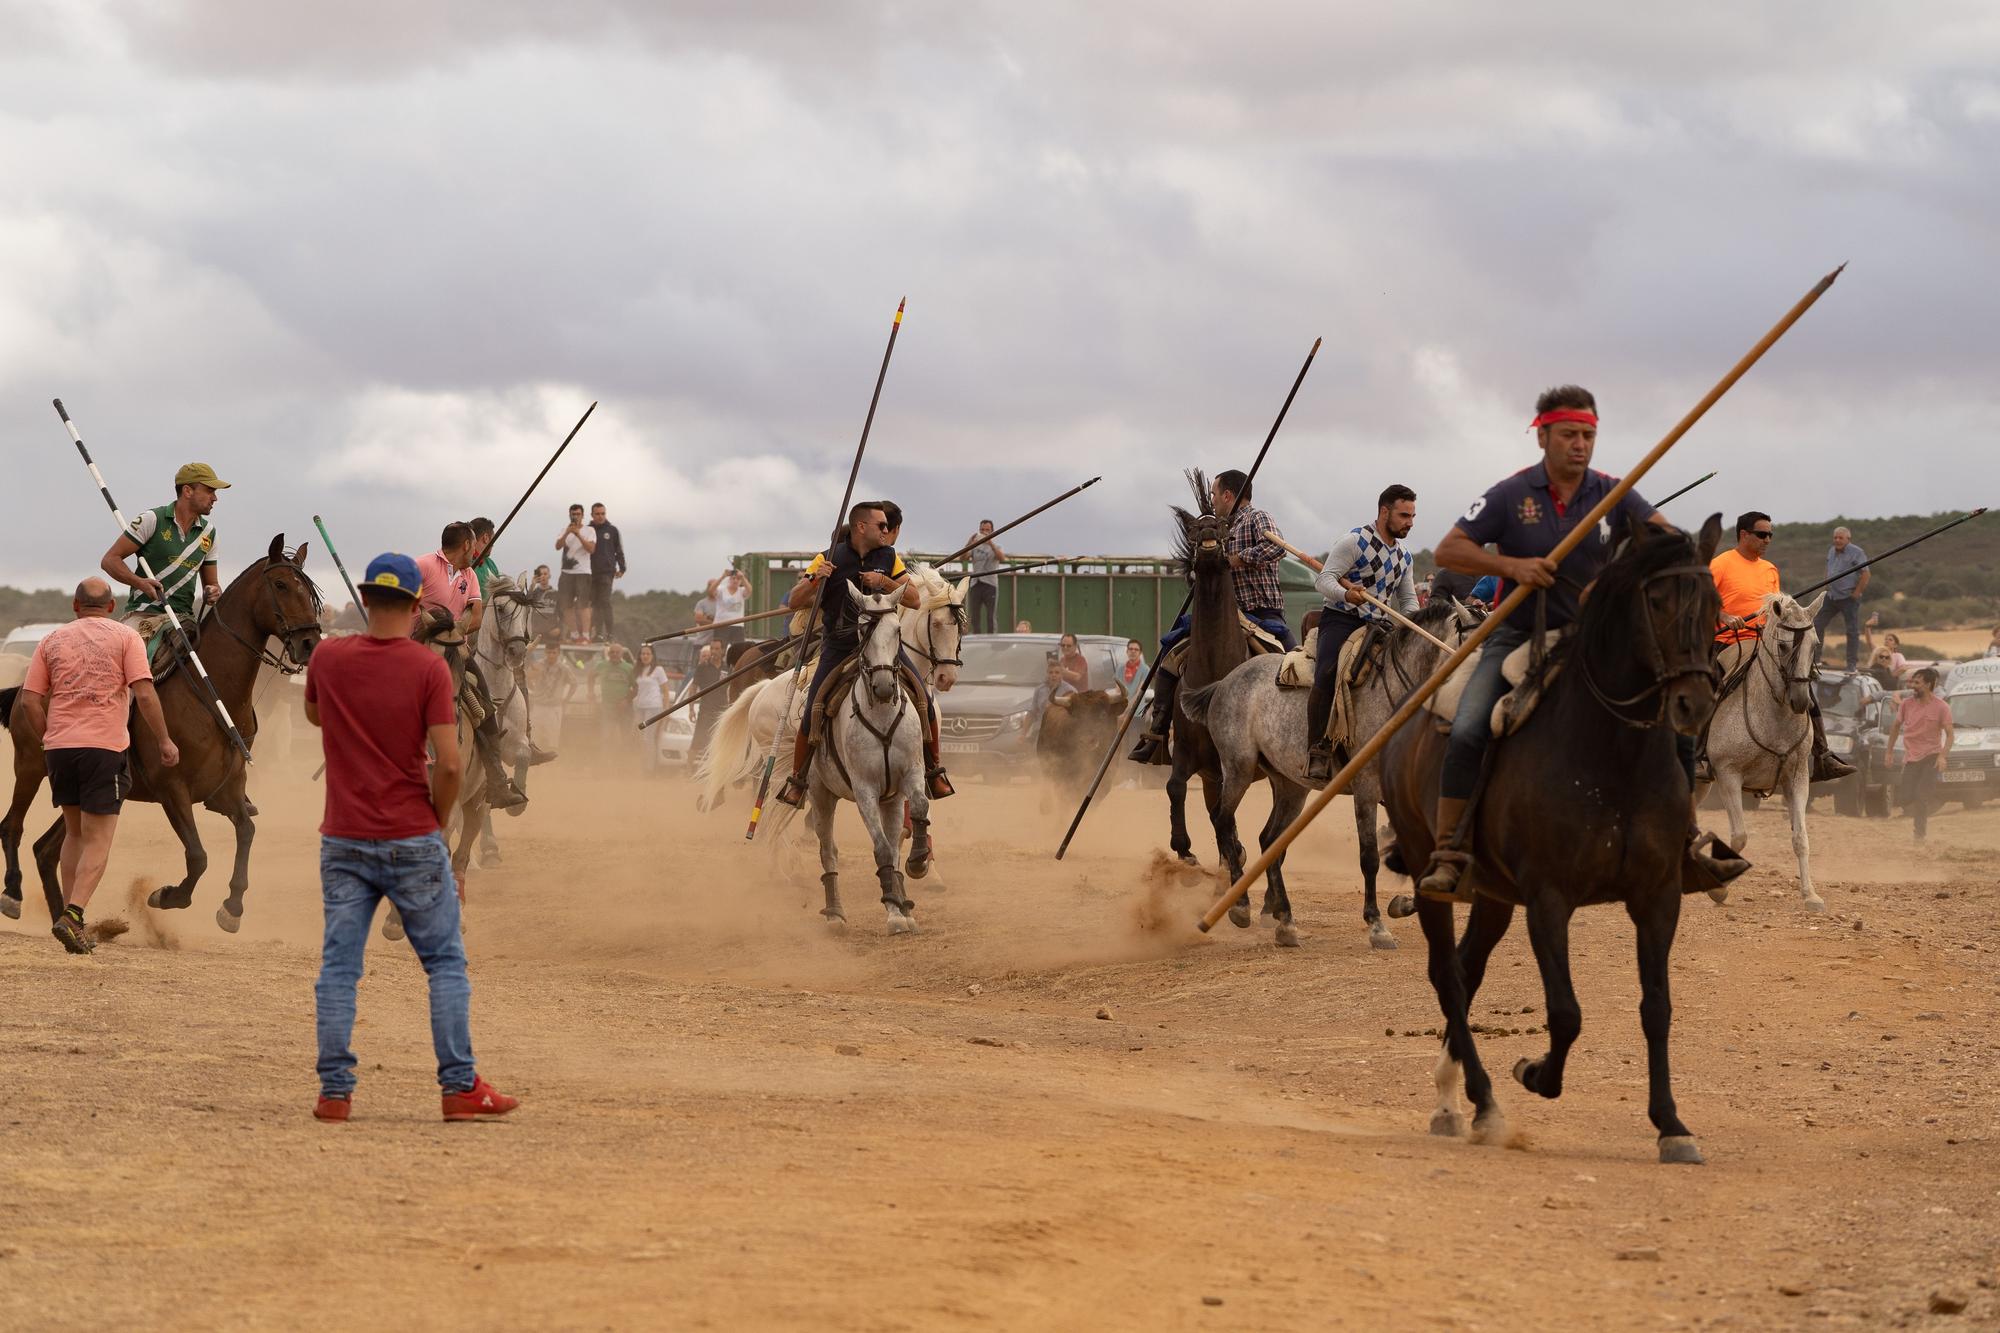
top-left (474, 555), bottom-right (502, 597)
top-left (124, 504), bottom-right (216, 618)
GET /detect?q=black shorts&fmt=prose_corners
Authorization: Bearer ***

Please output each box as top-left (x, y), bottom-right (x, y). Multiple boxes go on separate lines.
top-left (557, 571), bottom-right (590, 614)
top-left (46, 747), bottom-right (130, 816)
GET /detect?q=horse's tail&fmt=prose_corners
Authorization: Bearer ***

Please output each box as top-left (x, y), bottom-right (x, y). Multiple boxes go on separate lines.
top-left (693, 680), bottom-right (771, 812)
top-left (0, 687), bottom-right (16, 729)
top-left (1179, 678), bottom-right (1221, 727)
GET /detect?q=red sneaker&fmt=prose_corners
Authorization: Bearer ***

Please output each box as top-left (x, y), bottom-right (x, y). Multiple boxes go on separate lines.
top-left (441, 1076), bottom-right (518, 1122)
top-left (314, 1094), bottom-right (352, 1122)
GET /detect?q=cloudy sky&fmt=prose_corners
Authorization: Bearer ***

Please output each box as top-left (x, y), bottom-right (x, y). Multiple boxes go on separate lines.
top-left (3, 1), bottom-right (1996, 598)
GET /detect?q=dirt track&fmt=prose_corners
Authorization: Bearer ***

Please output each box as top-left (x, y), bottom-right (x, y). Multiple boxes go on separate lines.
top-left (5, 734), bottom-right (1999, 1331)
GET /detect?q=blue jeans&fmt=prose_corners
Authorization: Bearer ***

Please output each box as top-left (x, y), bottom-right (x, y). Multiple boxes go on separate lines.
top-left (1441, 626), bottom-right (1529, 801)
top-left (316, 832), bottom-right (475, 1098)
top-left (1813, 595), bottom-right (1864, 670)
top-left (1158, 606), bottom-right (1295, 656)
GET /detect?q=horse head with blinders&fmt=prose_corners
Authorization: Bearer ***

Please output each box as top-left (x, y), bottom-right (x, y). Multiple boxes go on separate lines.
top-left (899, 564), bottom-right (967, 694)
top-left (1172, 469), bottom-right (1231, 584)
top-left (1752, 591), bottom-right (1824, 715)
top-left (846, 585), bottom-right (908, 704)
top-left (1575, 512), bottom-right (1725, 736)
top-left (210, 534), bottom-right (323, 673)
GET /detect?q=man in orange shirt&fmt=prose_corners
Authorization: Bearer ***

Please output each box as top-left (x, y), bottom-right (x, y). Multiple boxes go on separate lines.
top-left (1707, 511), bottom-right (1852, 783)
top-left (15, 578), bottom-right (179, 953)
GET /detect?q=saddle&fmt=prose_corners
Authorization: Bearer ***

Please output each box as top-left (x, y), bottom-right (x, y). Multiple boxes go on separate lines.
top-left (807, 654), bottom-right (930, 746)
top-left (1161, 614), bottom-right (1287, 677)
top-left (1421, 628), bottom-right (1570, 739)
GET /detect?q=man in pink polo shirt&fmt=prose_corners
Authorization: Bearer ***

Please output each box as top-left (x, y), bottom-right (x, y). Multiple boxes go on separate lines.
top-left (15, 578), bottom-right (179, 953)
top-left (1886, 667), bottom-right (1956, 843)
top-left (414, 521), bottom-right (525, 811)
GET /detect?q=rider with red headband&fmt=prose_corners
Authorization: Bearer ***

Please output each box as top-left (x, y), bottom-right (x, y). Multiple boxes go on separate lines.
top-left (1415, 384), bottom-right (1705, 902)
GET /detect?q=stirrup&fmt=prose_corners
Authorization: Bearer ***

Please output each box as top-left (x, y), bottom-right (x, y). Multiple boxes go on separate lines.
top-left (1809, 751), bottom-right (1856, 784)
top-left (1305, 739), bottom-right (1334, 782)
top-left (1128, 730), bottom-right (1170, 765)
top-left (774, 772), bottom-right (809, 809)
top-left (1416, 848), bottom-right (1475, 905)
top-left (486, 779), bottom-right (528, 811)
top-left (527, 744), bottom-right (558, 766)
top-left (1683, 830), bottom-right (1750, 897)
top-left (926, 766), bottom-right (956, 800)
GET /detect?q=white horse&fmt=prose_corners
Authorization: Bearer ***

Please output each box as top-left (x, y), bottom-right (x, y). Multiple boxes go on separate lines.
top-left (1696, 591), bottom-right (1826, 912)
top-left (806, 587), bottom-right (931, 933)
top-left (694, 565), bottom-right (967, 813)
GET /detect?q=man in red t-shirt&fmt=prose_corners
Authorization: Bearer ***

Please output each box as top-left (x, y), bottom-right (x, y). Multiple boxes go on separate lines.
top-left (1885, 666), bottom-right (1956, 843)
top-left (303, 552), bottom-right (518, 1124)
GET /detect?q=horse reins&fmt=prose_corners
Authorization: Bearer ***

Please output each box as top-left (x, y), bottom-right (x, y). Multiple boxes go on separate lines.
top-left (1576, 561), bottom-right (1721, 727)
top-left (205, 558), bottom-right (325, 676)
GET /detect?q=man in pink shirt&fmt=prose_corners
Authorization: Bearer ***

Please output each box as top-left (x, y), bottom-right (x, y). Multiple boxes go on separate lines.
top-left (413, 521), bottom-right (525, 811)
top-left (16, 578), bottom-right (179, 953)
top-left (1885, 667), bottom-right (1956, 842)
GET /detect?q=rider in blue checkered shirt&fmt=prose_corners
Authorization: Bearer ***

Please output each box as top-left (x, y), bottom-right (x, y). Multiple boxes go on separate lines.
top-left (1304, 485), bottom-right (1419, 780)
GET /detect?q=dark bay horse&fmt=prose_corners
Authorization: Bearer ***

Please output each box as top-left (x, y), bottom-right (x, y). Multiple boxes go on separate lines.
top-left (1379, 514), bottom-right (1723, 1164)
top-left (1162, 472), bottom-right (1293, 940)
top-left (2, 536), bottom-right (322, 933)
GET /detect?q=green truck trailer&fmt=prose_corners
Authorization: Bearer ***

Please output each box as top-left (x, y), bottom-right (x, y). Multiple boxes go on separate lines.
top-left (731, 551), bottom-right (1326, 646)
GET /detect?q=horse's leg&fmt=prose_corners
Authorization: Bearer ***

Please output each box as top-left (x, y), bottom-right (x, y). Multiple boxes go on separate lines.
top-left (216, 797), bottom-right (256, 934)
top-left (1717, 768), bottom-right (1749, 854)
top-left (811, 784), bottom-right (844, 926)
top-left (1208, 762), bottom-right (1254, 929)
top-left (904, 776), bottom-right (932, 883)
top-left (1417, 897), bottom-right (1503, 1142)
top-left (1784, 766), bottom-right (1823, 913)
top-left (1259, 782), bottom-right (1304, 948)
top-left (1429, 897), bottom-right (1515, 1134)
top-left (880, 795), bottom-right (916, 915)
top-left (32, 816), bottom-right (65, 924)
top-left (1629, 889), bottom-right (1702, 1164)
top-left (1, 751), bottom-right (43, 918)
top-left (1353, 790), bottom-right (1395, 950)
top-left (852, 790), bottom-right (910, 936)
top-left (147, 788), bottom-right (208, 911)
top-left (1512, 891), bottom-right (1583, 1106)
top-left (1165, 755), bottom-right (1195, 865)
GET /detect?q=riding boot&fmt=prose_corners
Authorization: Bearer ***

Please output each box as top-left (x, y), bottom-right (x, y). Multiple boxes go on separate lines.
top-left (1305, 679), bottom-right (1336, 782)
top-left (1128, 670), bottom-right (1179, 766)
top-left (922, 709), bottom-right (955, 800)
top-left (472, 706), bottom-right (528, 811)
top-left (1807, 705), bottom-right (1856, 783)
top-left (1415, 795), bottom-right (1476, 904)
top-left (1683, 793), bottom-right (1751, 900)
top-left (775, 730), bottom-right (813, 808)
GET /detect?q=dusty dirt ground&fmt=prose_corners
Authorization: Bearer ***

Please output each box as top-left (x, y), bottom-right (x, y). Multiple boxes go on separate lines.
top-left (5, 729), bottom-right (1999, 1332)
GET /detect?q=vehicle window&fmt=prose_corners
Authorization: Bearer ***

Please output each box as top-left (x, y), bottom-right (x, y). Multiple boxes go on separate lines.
top-left (1817, 679), bottom-right (1863, 716)
top-left (961, 640), bottom-right (1059, 685)
top-left (1948, 693), bottom-right (2000, 729)
top-left (1, 642), bottom-right (35, 658)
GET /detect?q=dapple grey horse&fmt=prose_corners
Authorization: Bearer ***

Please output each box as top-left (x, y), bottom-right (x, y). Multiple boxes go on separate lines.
top-left (1181, 598), bottom-right (1473, 949)
top-left (1695, 591), bottom-right (1826, 912)
top-left (806, 587), bottom-right (931, 935)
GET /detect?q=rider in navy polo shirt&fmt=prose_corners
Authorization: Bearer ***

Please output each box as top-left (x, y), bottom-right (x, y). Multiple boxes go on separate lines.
top-left (1416, 384), bottom-right (1741, 903)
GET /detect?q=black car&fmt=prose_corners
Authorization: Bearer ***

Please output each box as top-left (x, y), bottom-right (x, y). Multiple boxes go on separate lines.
top-left (1815, 668), bottom-right (1890, 816)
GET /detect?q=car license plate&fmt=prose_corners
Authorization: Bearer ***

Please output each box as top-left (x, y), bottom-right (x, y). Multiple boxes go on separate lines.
top-left (942, 741), bottom-right (980, 754)
top-left (1941, 770), bottom-right (1986, 784)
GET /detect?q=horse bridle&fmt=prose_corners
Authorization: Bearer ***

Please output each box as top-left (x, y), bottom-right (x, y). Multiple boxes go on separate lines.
top-left (210, 560), bottom-right (324, 675)
top-left (1577, 561), bottom-right (1720, 727)
top-left (901, 596), bottom-right (966, 678)
top-left (841, 606), bottom-right (915, 797)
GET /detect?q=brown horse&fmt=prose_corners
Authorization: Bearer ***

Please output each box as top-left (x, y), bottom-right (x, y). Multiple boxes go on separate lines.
top-left (1, 536), bottom-right (322, 933)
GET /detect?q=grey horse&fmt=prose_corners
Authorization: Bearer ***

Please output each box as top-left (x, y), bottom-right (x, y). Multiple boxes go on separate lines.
top-left (807, 586), bottom-right (931, 935)
top-left (1695, 591), bottom-right (1826, 912)
top-left (1181, 598), bottom-right (1473, 949)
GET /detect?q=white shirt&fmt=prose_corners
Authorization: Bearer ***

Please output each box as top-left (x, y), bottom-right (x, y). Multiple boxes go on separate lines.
top-left (559, 527), bottom-right (595, 575)
top-left (631, 664), bottom-right (671, 712)
top-left (713, 578), bottom-right (748, 623)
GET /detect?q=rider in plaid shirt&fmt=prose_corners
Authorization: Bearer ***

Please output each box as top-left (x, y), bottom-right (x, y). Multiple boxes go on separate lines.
top-left (1130, 469), bottom-right (1294, 764)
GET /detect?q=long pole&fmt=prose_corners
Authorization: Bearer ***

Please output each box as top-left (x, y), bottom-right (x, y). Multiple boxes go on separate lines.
top-left (644, 604), bottom-right (792, 645)
top-left (1055, 335), bottom-right (1323, 860)
top-left (1261, 532), bottom-right (1451, 652)
top-left (1197, 265), bottom-right (1846, 931)
top-left (53, 399), bottom-right (254, 764)
top-left (312, 514), bottom-right (365, 611)
top-left (1791, 508), bottom-right (1989, 601)
top-left (934, 476), bottom-right (1102, 569)
top-left (746, 298), bottom-right (907, 840)
top-left (487, 401), bottom-right (598, 554)
top-left (1655, 471), bottom-right (1718, 508)
top-left (637, 635), bottom-right (798, 730)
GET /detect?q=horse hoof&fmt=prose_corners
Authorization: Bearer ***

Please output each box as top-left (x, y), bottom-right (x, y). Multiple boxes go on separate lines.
top-left (1512, 1057), bottom-right (1537, 1090)
top-left (382, 909), bottom-right (405, 942)
top-left (1177, 853), bottom-right (1200, 868)
top-left (1468, 1114), bottom-right (1510, 1147)
top-left (886, 913), bottom-right (915, 936)
top-left (147, 888), bottom-right (189, 911)
top-left (906, 855), bottom-right (931, 881)
top-left (1706, 886), bottom-right (1730, 906)
top-left (1658, 1135), bottom-right (1706, 1166)
top-left (1386, 894), bottom-right (1418, 920)
top-left (1367, 921), bottom-right (1398, 950)
top-left (820, 910), bottom-right (847, 929)
top-left (0, 894), bottom-right (19, 920)
top-left (1226, 902), bottom-right (1251, 929)
top-left (1274, 923), bottom-right (1299, 948)
top-left (215, 905), bottom-right (241, 934)
top-left (1428, 1110), bottom-right (1466, 1138)
top-left (480, 845), bottom-right (503, 866)
top-left (1802, 895), bottom-right (1827, 915)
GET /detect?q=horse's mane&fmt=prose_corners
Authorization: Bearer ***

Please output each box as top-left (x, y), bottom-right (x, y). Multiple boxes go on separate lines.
top-left (201, 540), bottom-right (323, 627)
top-left (1575, 523), bottom-right (1700, 660)
top-left (902, 563), bottom-right (967, 627)
top-left (1169, 468), bottom-right (1214, 574)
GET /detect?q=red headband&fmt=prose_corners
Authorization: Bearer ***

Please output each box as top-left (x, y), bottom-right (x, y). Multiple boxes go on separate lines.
top-left (1531, 409), bottom-right (1598, 430)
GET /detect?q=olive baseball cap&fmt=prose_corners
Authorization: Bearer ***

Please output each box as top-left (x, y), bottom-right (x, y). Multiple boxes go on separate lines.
top-left (174, 463), bottom-right (230, 489)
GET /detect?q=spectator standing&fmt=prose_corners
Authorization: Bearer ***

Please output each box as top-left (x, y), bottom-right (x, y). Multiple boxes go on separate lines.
top-left (712, 569), bottom-right (750, 643)
top-left (687, 640), bottom-right (726, 760)
top-left (592, 641), bottom-right (637, 747)
top-left (1057, 633), bottom-right (1090, 690)
top-left (965, 520), bottom-right (1002, 634)
top-left (525, 641), bottom-right (577, 750)
top-left (1013, 619), bottom-right (1033, 633)
top-left (1813, 527), bottom-right (1870, 669)
top-left (17, 579), bottom-right (179, 953)
top-left (302, 552), bottom-right (517, 1123)
top-left (530, 565), bottom-right (553, 598)
top-left (1118, 639), bottom-right (1146, 695)
top-left (554, 503), bottom-right (596, 642)
top-left (588, 502), bottom-right (626, 641)
top-left (1985, 625), bottom-right (2000, 659)
top-left (1885, 667), bottom-right (1954, 843)
top-left (631, 645), bottom-right (672, 775)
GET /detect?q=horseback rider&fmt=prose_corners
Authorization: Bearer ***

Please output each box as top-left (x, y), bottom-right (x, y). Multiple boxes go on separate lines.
top-left (1707, 510), bottom-right (1854, 784)
top-left (1130, 469), bottom-right (1294, 764)
top-left (775, 501), bottom-right (955, 809)
top-left (100, 462), bottom-right (226, 664)
top-left (415, 521), bottom-right (528, 811)
top-left (1413, 385), bottom-right (1745, 903)
top-left (1305, 484), bottom-right (1420, 781)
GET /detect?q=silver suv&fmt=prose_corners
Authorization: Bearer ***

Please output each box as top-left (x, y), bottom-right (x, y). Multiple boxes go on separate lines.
top-left (937, 633), bottom-right (1139, 776)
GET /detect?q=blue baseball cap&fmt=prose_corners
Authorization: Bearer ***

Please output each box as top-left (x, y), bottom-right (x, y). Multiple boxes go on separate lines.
top-left (361, 552), bottom-right (423, 601)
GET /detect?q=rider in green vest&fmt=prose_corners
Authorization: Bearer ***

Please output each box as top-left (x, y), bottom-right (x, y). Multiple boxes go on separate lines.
top-left (99, 463), bottom-right (227, 661)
